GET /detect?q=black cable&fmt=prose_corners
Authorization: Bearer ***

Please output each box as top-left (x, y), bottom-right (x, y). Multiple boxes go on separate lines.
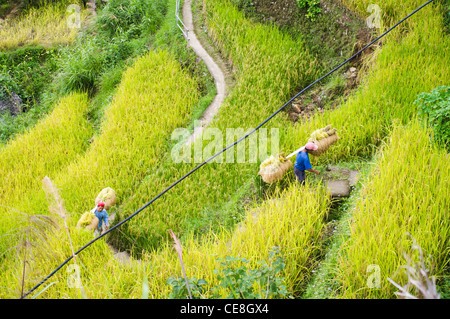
top-left (21, 0), bottom-right (435, 299)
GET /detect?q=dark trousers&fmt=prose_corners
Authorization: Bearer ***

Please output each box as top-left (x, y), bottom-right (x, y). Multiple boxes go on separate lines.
top-left (294, 167), bottom-right (306, 185)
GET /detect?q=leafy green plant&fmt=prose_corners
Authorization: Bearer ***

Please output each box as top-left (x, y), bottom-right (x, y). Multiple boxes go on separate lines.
top-left (166, 247), bottom-right (291, 299)
top-left (0, 46), bottom-right (57, 108)
top-left (166, 277), bottom-right (208, 299)
top-left (297, 0), bottom-right (322, 21)
top-left (414, 85), bottom-right (450, 148)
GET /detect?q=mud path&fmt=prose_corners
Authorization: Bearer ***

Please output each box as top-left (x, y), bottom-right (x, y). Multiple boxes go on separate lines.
top-left (182, 0), bottom-right (228, 146)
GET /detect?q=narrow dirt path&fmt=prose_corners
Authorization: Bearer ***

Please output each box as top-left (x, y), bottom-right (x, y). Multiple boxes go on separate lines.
top-left (182, 0), bottom-right (228, 146)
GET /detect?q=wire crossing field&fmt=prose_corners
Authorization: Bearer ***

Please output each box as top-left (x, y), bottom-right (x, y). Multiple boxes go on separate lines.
top-left (20, 49), bottom-right (199, 217)
top-left (0, 49), bottom-right (199, 298)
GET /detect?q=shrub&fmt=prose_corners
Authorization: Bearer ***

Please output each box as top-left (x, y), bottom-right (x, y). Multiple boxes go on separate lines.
top-left (296, 0), bottom-right (322, 21)
top-left (336, 121), bottom-right (449, 298)
top-left (415, 85), bottom-right (450, 149)
top-left (96, 0), bottom-right (167, 39)
top-left (52, 38), bottom-right (104, 96)
top-left (0, 46), bottom-right (57, 108)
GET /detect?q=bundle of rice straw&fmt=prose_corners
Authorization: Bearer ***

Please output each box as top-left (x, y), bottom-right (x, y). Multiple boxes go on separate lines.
top-left (95, 187), bottom-right (117, 210)
top-left (76, 187), bottom-right (116, 230)
top-left (308, 124), bottom-right (339, 156)
top-left (76, 210), bottom-right (99, 230)
top-left (258, 153), bottom-right (292, 183)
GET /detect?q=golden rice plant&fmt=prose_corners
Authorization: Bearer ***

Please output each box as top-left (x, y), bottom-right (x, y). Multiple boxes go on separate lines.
top-left (5, 48), bottom-right (199, 228)
top-left (0, 0), bottom-right (89, 50)
top-left (335, 120), bottom-right (449, 298)
top-left (0, 92), bottom-right (92, 203)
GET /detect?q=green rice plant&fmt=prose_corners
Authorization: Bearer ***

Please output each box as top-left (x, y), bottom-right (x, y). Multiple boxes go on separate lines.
top-left (0, 1), bottom-right (89, 50)
top-left (0, 92), bottom-right (93, 257)
top-left (335, 120), bottom-right (449, 298)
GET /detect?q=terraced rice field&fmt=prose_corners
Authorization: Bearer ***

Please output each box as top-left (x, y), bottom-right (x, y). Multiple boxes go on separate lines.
top-left (0, 0), bottom-right (448, 301)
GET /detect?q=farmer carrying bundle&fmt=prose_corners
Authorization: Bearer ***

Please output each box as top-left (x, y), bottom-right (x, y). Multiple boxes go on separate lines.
top-left (258, 125), bottom-right (339, 184)
top-left (76, 187), bottom-right (116, 235)
top-left (258, 153), bottom-right (292, 184)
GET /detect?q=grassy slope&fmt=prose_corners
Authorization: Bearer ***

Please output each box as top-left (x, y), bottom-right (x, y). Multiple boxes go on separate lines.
top-left (0, 92), bottom-right (92, 260)
top-left (336, 120), bottom-right (449, 298)
top-left (12, 49), bottom-right (199, 219)
top-left (299, 0), bottom-right (450, 298)
top-left (1, 0), bottom-right (448, 299)
top-left (327, 0), bottom-right (450, 298)
top-left (0, 49), bottom-right (199, 298)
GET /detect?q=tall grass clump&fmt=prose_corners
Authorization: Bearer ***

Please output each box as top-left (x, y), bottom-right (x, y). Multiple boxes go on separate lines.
top-left (335, 120), bottom-right (449, 298)
top-left (0, 0), bottom-right (88, 50)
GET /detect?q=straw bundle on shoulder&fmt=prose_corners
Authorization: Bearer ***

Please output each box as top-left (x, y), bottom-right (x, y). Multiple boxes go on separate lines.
top-left (76, 210), bottom-right (99, 230)
top-left (258, 154), bottom-right (292, 183)
top-left (306, 124), bottom-right (340, 156)
top-left (95, 187), bottom-right (116, 210)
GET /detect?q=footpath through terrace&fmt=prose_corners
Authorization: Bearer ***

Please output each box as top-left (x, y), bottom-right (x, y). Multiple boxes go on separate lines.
top-left (182, 0), bottom-right (228, 146)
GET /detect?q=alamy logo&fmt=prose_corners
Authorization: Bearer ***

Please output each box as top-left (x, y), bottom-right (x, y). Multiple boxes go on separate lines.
top-left (67, 4), bottom-right (81, 29)
top-left (171, 121), bottom-right (279, 164)
top-left (366, 4), bottom-right (382, 29)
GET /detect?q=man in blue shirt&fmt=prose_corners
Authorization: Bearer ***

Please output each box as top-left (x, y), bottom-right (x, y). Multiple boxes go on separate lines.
top-left (92, 202), bottom-right (109, 235)
top-left (294, 142), bottom-right (320, 185)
